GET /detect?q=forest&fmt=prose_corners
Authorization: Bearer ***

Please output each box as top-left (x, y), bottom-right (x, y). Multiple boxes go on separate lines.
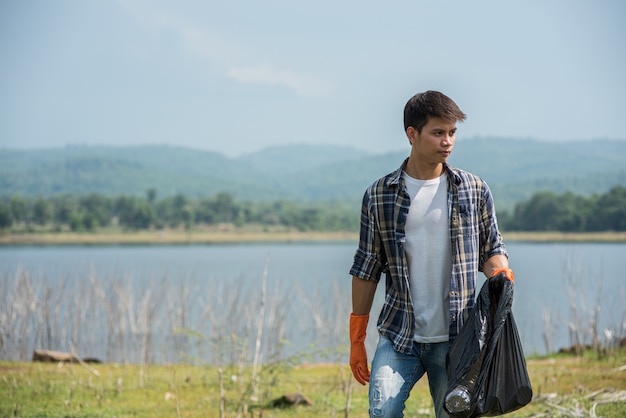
top-left (1, 186), bottom-right (625, 233)
top-left (0, 190), bottom-right (357, 233)
top-left (3, 141), bottom-right (626, 210)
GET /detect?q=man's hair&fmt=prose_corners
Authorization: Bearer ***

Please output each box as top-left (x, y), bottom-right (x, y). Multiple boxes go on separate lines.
top-left (403, 90), bottom-right (467, 133)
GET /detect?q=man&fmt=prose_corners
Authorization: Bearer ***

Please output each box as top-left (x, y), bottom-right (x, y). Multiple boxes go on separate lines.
top-left (349, 90), bottom-right (514, 417)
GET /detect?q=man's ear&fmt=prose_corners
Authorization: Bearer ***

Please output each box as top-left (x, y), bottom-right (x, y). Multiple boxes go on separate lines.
top-left (406, 126), bottom-right (417, 144)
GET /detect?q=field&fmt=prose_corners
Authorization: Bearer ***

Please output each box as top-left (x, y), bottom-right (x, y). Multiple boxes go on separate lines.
top-left (2, 229), bottom-right (624, 416)
top-left (1, 349), bottom-right (625, 417)
top-left (0, 226), bottom-right (357, 246)
top-left (1, 228), bottom-right (626, 245)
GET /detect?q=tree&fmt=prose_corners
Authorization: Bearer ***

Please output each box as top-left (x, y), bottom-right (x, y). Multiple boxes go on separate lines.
top-left (195, 198), bottom-right (218, 224)
top-left (511, 191), bottom-right (569, 231)
top-left (591, 186), bottom-right (626, 231)
top-left (116, 196), bottom-right (155, 230)
top-left (9, 196), bottom-right (28, 224)
top-left (68, 211), bottom-right (94, 232)
top-left (0, 202), bottom-right (12, 229)
top-left (32, 197), bottom-right (52, 226)
top-left (146, 188), bottom-right (157, 204)
top-left (79, 194), bottom-right (111, 227)
top-left (212, 192), bottom-right (237, 223)
top-left (555, 192), bottom-right (591, 232)
top-left (51, 195), bottom-right (78, 225)
top-left (157, 194), bottom-right (195, 228)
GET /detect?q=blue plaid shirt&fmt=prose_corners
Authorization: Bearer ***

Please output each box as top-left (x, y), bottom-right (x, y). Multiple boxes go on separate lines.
top-left (349, 159), bottom-right (508, 354)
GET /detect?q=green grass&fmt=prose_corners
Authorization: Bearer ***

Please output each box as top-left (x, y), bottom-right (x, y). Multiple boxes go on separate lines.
top-left (1, 348), bottom-right (625, 417)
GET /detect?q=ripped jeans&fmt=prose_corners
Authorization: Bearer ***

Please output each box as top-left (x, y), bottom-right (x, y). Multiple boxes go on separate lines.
top-left (369, 334), bottom-right (449, 417)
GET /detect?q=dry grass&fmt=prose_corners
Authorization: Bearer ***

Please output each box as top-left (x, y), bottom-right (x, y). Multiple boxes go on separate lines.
top-left (502, 231), bottom-right (626, 243)
top-left (1, 228), bottom-right (624, 416)
top-left (0, 227), bottom-right (358, 245)
top-left (0, 348), bottom-right (624, 417)
top-left (1, 228), bottom-right (625, 246)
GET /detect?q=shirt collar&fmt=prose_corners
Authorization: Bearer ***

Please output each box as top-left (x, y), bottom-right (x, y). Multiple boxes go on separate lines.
top-left (388, 158), bottom-right (462, 187)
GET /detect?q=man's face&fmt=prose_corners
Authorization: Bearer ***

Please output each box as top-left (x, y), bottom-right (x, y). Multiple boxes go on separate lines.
top-left (408, 116), bottom-right (457, 165)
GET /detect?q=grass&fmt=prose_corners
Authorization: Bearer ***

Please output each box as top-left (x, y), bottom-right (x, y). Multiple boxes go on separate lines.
top-left (502, 231), bottom-right (626, 243)
top-left (1, 226), bottom-right (625, 245)
top-left (1, 228), bottom-right (624, 416)
top-left (1, 348), bottom-right (624, 417)
top-left (0, 225), bottom-right (358, 245)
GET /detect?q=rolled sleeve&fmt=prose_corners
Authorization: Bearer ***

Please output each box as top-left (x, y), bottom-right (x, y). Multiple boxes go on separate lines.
top-left (478, 181), bottom-right (508, 271)
top-left (350, 248), bottom-right (384, 282)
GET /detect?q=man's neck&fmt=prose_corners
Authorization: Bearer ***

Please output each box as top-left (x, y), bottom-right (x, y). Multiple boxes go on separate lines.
top-left (405, 158), bottom-right (444, 180)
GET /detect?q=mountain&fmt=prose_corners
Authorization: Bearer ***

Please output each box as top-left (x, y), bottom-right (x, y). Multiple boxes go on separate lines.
top-left (1, 139), bottom-right (625, 210)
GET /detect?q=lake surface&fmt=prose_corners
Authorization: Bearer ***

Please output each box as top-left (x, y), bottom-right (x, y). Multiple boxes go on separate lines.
top-left (1, 241), bottom-right (624, 364)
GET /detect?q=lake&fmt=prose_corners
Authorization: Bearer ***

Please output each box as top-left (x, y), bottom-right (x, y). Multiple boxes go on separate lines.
top-left (1, 241), bottom-right (624, 364)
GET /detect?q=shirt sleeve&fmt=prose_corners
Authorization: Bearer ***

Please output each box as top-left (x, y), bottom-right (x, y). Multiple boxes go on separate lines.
top-left (478, 180), bottom-right (508, 272)
top-left (349, 187), bottom-right (386, 282)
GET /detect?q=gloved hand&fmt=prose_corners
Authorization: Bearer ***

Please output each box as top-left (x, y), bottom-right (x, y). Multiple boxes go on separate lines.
top-left (350, 313), bottom-right (370, 385)
top-left (491, 267), bottom-right (514, 283)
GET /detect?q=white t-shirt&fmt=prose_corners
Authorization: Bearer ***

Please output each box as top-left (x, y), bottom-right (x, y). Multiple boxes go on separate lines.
top-left (403, 171), bottom-right (452, 343)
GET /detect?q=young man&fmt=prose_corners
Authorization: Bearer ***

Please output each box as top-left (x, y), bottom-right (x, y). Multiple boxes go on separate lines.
top-left (349, 90), bottom-right (514, 417)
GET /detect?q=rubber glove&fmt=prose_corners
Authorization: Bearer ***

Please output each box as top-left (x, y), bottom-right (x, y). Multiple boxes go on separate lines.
top-left (350, 313), bottom-right (370, 385)
top-left (491, 267), bottom-right (515, 283)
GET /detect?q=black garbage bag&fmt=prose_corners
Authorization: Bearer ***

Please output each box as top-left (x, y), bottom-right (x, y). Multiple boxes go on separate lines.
top-left (444, 273), bottom-right (532, 417)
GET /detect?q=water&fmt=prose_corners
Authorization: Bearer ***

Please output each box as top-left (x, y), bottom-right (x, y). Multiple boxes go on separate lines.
top-left (1, 241), bottom-right (624, 364)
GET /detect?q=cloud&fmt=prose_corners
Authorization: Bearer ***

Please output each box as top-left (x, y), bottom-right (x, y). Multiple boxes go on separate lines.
top-left (177, 26), bottom-right (243, 68)
top-left (228, 63), bottom-right (333, 97)
top-left (119, 0), bottom-right (332, 98)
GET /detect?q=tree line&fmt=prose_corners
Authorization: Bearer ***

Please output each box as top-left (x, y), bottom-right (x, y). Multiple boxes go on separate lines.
top-left (0, 186), bottom-right (625, 233)
top-left (498, 185), bottom-right (626, 232)
top-left (0, 190), bottom-right (358, 232)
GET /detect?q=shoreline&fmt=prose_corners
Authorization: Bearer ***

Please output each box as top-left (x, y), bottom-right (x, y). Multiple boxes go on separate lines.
top-left (0, 230), bottom-right (358, 246)
top-left (1, 230), bottom-right (625, 245)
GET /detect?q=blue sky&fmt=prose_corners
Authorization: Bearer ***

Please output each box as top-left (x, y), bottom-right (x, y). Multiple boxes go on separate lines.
top-left (1, 0), bottom-right (624, 156)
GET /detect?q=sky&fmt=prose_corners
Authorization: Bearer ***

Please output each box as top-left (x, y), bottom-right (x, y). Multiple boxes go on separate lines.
top-left (1, 0), bottom-right (625, 157)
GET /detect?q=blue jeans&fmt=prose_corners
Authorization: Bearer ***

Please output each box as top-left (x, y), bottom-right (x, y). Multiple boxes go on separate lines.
top-left (369, 334), bottom-right (450, 417)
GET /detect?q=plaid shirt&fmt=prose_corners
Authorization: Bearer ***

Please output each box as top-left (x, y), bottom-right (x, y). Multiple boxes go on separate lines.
top-left (349, 159), bottom-right (508, 354)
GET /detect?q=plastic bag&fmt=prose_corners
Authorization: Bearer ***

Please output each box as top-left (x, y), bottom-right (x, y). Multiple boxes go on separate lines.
top-left (444, 273), bottom-right (533, 417)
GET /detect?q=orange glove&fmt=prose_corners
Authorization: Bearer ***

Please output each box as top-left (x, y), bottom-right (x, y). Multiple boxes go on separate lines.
top-left (491, 267), bottom-right (514, 283)
top-left (350, 313), bottom-right (370, 385)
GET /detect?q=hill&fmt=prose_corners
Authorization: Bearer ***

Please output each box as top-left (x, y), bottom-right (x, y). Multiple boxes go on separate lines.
top-left (1, 138), bottom-right (625, 209)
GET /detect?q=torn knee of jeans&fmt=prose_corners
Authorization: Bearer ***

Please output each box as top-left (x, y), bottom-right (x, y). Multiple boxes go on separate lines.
top-left (371, 365), bottom-right (405, 396)
top-left (369, 366), bottom-right (407, 416)
top-left (369, 388), bottom-right (384, 416)
top-left (371, 407), bottom-right (384, 416)
top-left (371, 387), bottom-right (382, 403)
